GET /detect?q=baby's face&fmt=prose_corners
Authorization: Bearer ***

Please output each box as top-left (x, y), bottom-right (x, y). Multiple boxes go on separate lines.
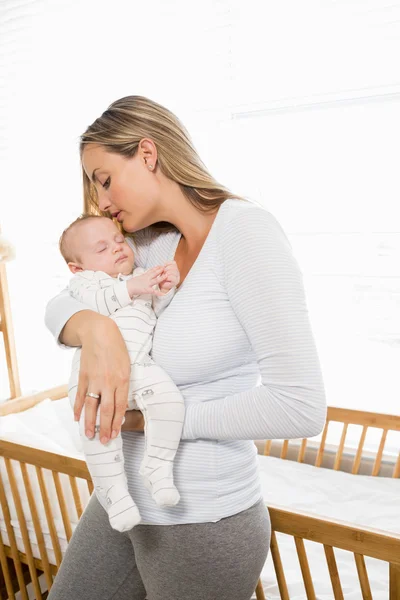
top-left (69, 217), bottom-right (135, 277)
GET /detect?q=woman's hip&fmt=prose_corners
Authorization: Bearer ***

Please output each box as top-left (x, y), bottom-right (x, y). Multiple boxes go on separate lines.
top-left (128, 498), bottom-right (271, 600)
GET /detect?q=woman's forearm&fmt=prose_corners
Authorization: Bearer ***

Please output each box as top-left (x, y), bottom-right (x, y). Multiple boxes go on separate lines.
top-left (59, 310), bottom-right (109, 346)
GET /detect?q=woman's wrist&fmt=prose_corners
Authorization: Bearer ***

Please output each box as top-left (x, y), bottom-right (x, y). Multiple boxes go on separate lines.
top-left (59, 311), bottom-right (114, 347)
top-left (78, 312), bottom-right (114, 343)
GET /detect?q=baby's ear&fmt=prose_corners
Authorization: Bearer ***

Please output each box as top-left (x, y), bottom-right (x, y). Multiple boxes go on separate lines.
top-left (68, 262), bottom-right (83, 274)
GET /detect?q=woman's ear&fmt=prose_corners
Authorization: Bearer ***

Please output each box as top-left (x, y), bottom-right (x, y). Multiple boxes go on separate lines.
top-left (139, 137), bottom-right (157, 168)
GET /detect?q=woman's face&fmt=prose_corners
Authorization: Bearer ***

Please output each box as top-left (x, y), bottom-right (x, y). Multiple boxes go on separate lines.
top-left (81, 143), bottom-right (159, 233)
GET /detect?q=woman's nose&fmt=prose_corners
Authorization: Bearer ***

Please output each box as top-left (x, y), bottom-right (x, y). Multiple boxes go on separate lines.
top-left (98, 190), bottom-right (111, 213)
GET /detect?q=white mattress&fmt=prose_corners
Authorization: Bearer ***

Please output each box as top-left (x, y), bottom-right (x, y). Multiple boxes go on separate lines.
top-left (1, 398), bottom-right (399, 599)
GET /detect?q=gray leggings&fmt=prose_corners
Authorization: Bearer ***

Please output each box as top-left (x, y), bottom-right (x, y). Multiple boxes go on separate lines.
top-left (48, 493), bottom-right (271, 600)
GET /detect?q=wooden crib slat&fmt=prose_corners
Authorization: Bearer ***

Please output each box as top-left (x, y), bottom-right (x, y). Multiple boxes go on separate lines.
top-left (0, 467), bottom-right (28, 600)
top-left (87, 479), bottom-right (94, 495)
top-left (5, 459), bottom-right (42, 599)
top-left (352, 425), bottom-right (367, 475)
top-left (333, 423), bottom-right (348, 471)
top-left (263, 440), bottom-right (272, 456)
top-left (269, 530), bottom-right (290, 600)
top-left (35, 467), bottom-right (63, 567)
top-left (393, 453), bottom-right (400, 479)
top-left (280, 440), bottom-right (289, 459)
top-left (297, 438), bottom-right (307, 463)
top-left (69, 476), bottom-right (83, 519)
top-left (371, 429), bottom-right (388, 476)
top-left (52, 472), bottom-right (73, 541)
top-left (354, 553), bottom-right (372, 600)
top-left (323, 545), bottom-right (344, 600)
top-left (390, 562), bottom-right (400, 600)
top-left (315, 420), bottom-right (329, 467)
top-left (294, 537), bottom-right (316, 600)
top-left (0, 532), bottom-right (16, 600)
top-left (255, 578), bottom-right (266, 600)
top-left (20, 463), bottom-right (53, 591)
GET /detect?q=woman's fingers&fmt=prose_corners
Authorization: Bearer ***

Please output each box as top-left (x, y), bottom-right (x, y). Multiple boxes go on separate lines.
top-left (74, 370), bottom-right (89, 422)
top-left (84, 395), bottom-right (100, 438)
top-left (76, 319), bottom-right (131, 444)
top-left (112, 382), bottom-right (130, 439)
top-left (98, 385), bottom-right (116, 443)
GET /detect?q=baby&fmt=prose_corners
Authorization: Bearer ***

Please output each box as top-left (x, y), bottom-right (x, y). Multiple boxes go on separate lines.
top-left (59, 214), bottom-right (185, 532)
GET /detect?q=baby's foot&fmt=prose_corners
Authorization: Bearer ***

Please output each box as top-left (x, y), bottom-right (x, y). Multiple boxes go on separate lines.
top-left (97, 484), bottom-right (141, 532)
top-left (139, 464), bottom-right (180, 508)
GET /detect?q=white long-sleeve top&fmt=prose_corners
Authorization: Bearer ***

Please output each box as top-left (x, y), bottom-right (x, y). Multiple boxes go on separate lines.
top-left (45, 198), bottom-right (327, 525)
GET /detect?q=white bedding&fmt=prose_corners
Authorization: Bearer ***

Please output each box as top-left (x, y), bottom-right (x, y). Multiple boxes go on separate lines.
top-left (1, 398), bottom-right (399, 599)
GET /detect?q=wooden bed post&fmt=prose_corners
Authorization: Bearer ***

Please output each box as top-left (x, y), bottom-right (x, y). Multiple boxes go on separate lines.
top-left (390, 562), bottom-right (400, 600)
top-left (0, 227), bottom-right (21, 400)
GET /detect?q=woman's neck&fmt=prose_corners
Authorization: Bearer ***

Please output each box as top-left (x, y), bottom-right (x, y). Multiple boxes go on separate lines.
top-left (155, 179), bottom-right (219, 252)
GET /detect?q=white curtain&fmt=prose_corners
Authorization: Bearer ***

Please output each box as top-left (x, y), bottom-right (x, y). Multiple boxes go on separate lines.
top-left (1, 0), bottom-right (399, 451)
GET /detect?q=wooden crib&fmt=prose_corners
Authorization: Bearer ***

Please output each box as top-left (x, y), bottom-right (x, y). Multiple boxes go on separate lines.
top-left (257, 405), bottom-right (400, 600)
top-left (1, 389), bottom-right (400, 600)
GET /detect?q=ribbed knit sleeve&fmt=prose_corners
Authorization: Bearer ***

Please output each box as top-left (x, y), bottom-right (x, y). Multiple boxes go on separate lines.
top-left (181, 208), bottom-right (327, 441)
top-left (44, 228), bottom-right (152, 347)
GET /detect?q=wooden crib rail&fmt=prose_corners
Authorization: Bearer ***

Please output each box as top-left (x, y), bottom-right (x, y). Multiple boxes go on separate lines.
top-left (0, 385), bottom-right (68, 416)
top-left (266, 503), bottom-right (400, 600)
top-left (263, 406), bottom-right (400, 478)
top-left (0, 440), bottom-right (89, 481)
top-left (0, 439), bottom-right (92, 599)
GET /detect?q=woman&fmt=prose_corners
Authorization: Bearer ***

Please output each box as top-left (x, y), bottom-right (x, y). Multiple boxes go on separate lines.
top-left (45, 95), bottom-right (327, 600)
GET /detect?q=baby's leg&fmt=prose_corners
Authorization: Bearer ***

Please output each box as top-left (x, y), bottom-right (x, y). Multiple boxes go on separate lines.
top-left (68, 360), bottom-right (141, 532)
top-left (78, 406), bottom-right (142, 532)
top-left (130, 363), bottom-right (185, 508)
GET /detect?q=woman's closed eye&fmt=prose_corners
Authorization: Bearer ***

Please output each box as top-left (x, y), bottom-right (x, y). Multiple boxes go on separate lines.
top-left (102, 177), bottom-right (111, 189)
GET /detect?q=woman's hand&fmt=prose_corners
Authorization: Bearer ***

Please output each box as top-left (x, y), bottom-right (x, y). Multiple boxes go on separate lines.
top-left (121, 410), bottom-right (145, 432)
top-left (73, 316), bottom-right (131, 444)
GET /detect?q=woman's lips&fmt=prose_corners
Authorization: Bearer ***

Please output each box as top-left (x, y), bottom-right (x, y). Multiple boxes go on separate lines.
top-left (117, 212), bottom-right (123, 222)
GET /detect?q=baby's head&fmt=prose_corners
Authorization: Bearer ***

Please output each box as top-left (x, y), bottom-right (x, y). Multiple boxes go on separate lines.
top-left (60, 215), bottom-right (135, 277)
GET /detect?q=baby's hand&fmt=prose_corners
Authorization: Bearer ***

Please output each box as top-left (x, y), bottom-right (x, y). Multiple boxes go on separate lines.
top-left (127, 266), bottom-right (168, 298)
top-left (158, 260), bottom-right (180, 293)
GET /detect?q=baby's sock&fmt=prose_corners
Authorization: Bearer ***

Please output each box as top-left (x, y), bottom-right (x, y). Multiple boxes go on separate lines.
top-left (79, 411), bottom-right (141, 531)
top-left (139, 458), bottom-right (180, 507)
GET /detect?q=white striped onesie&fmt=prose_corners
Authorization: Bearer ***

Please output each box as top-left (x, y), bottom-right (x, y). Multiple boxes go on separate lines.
top-left (68, 267), bottom-right (185, 531)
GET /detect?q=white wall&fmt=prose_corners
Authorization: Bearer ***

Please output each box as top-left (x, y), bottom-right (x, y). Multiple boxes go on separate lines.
top-left (1, 0), bottom-right (399, 451)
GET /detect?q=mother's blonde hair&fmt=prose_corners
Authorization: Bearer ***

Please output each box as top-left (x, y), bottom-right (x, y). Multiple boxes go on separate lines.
top-left (80, 95), bottom-right (248, 234)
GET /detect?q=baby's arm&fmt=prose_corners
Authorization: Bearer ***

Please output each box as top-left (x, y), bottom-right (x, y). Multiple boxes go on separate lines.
top-left (69, 272), bottom-right (133, 317)
top-left (69, 267), bottom-right (167, 317)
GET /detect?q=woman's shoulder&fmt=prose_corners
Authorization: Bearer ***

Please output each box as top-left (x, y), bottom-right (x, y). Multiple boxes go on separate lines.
top-left (219, 198), bottom-right (278, 232)
top-left (218, 198), bottom-right (292, 251)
